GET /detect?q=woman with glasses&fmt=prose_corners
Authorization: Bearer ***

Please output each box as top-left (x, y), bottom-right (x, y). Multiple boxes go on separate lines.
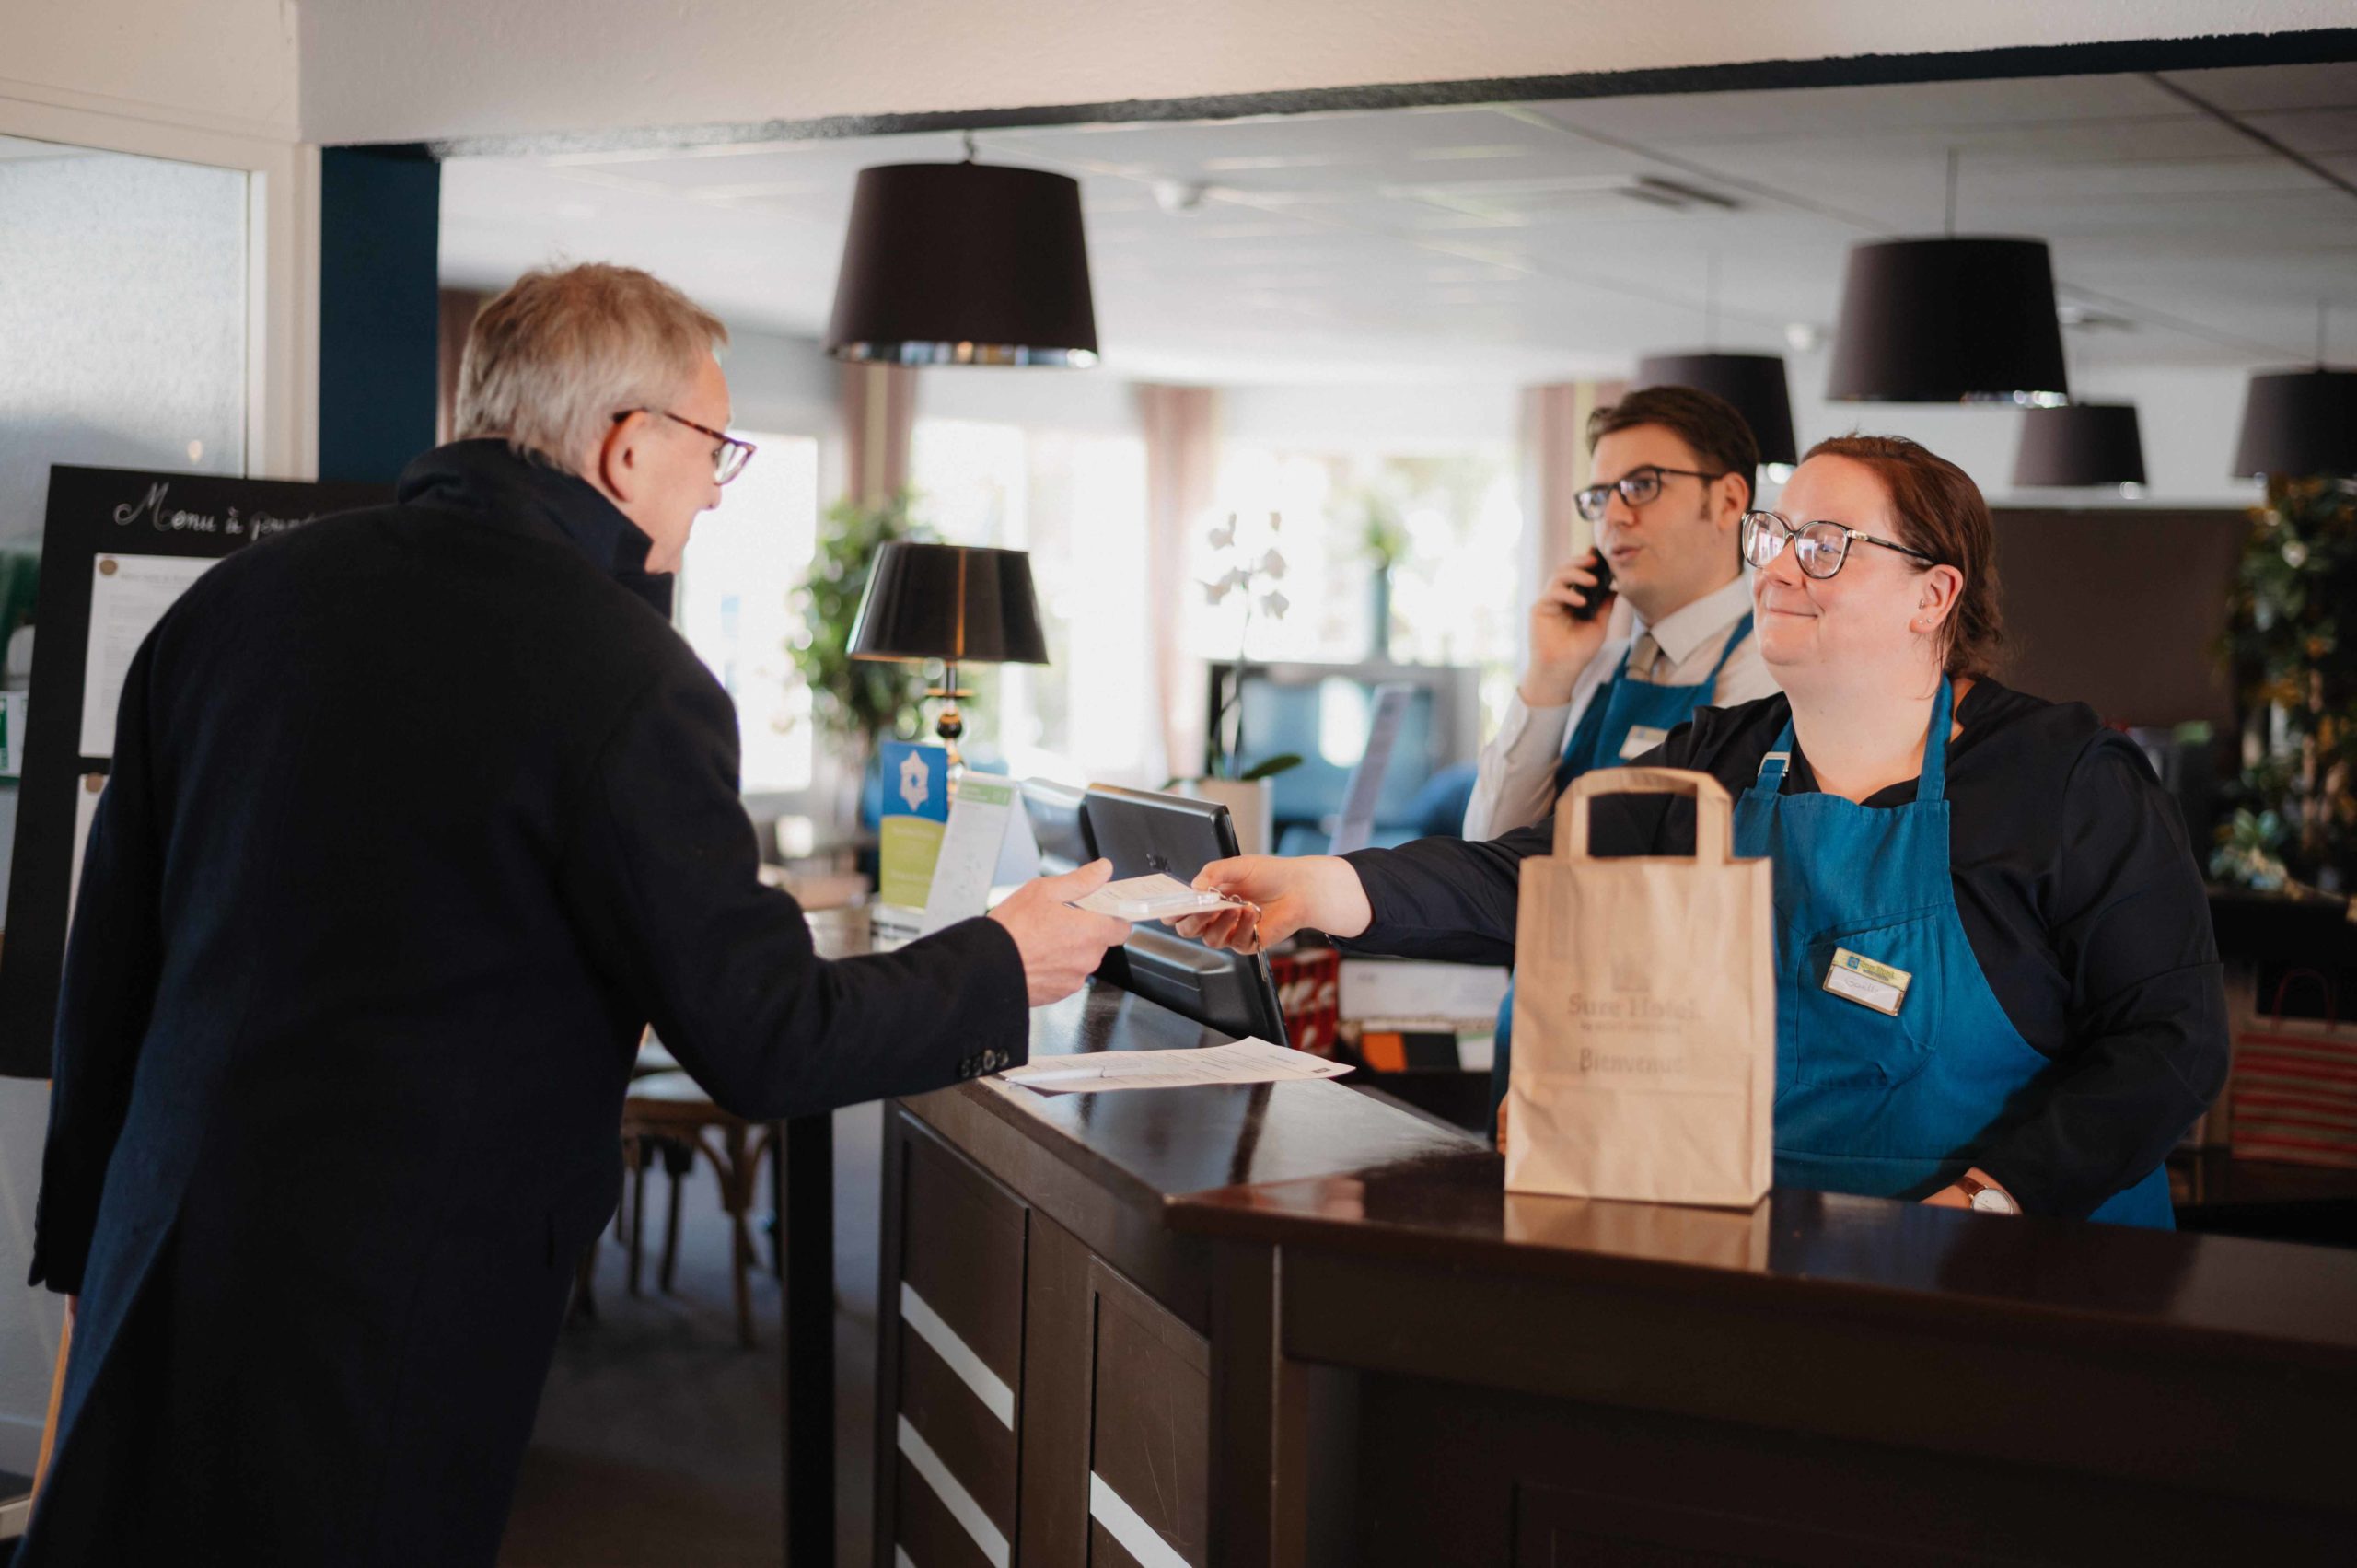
top-left (1176, 435), bottom-right (2223, 1227)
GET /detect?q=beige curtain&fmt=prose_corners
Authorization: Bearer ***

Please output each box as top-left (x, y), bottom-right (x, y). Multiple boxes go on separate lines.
top-left (1137, 383), bottom-right (1219, 782)
top-left (840, 362), bottom-right (919, 506)
top-left (1518, 379), bottom-right (1622, 656)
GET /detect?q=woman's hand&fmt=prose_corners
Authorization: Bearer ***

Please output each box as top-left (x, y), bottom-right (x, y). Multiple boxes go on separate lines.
top-left (1168, 854), bottom-right (1373, 953)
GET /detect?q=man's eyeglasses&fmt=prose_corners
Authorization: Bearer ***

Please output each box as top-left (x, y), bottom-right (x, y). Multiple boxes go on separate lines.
top-left (614, 408), bottom-right (757, 485)
top-left (1740, 510), bottom-right (1937, 580)
top-left (1574, 465), bottom-right (1729, 523)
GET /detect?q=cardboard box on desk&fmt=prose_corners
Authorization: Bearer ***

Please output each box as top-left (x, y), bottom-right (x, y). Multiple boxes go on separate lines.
top-left (1506, 768), bottom-right (1774, 1209)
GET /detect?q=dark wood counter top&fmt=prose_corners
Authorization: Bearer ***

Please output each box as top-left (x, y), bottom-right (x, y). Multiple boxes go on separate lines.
top-left (920, 981), bottom-right (1491, 1207)
top-left (1171, 1166), bottom-right (2357, 1369)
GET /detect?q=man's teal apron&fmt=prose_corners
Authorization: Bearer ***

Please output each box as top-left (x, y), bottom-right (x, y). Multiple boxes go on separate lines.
top-left (1488, 614), bottom-right (1754, 1124)
top-left (1731, 677), bottom-right (2174, 1227)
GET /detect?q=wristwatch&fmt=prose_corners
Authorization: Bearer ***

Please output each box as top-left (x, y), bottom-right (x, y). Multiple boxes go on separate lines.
top-left (1956, 1173), bottom-right (2020, 1215)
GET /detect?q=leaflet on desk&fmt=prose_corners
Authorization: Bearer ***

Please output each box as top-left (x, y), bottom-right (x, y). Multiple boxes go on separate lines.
top-left (999, 1038), bottom-right (1353, 1095)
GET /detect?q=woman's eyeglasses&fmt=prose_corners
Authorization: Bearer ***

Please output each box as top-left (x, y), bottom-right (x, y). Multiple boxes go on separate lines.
top-left (1573, 465), bottom-right (1728, 524)
top-left (614, 408), bottom-right (758, 485)
top-left (1740, 509), bottom-right (1936, 580)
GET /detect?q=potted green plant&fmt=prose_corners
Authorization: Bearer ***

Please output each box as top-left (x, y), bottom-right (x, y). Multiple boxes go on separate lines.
top-left (2213, 475), bottom-right (2357, 897)
top-left (790, 489), bottom-right (935, 828)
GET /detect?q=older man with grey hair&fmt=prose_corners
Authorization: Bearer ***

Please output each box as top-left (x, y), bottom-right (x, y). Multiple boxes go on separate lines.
top-left (21, 263), bottom-right (1126, 1567)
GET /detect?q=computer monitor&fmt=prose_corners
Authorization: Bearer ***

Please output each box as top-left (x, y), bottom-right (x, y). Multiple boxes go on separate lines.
top-left (1080, 784), bottom-right (1288, 1046)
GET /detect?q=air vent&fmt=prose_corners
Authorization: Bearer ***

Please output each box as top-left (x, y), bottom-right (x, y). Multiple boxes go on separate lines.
top-left (1394, 172), bottom-right (1742, 226)
top-left (1618, 176), bottom-right (1742, 212)
top-left (2057, 304), bottom-right (2137, 332)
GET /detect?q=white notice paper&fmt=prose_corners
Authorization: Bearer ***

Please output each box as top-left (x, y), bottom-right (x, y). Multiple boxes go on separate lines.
top-left (80, 554), bottom-right (214, 758)
top-left (918, 775), bottom-right (1018, 935)
top-left (1001, 1037), bottom-right (1353, 1095)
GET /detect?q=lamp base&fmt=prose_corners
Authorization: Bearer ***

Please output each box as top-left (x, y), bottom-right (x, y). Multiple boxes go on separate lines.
top-left (930, 688), bottom-right (970, 793)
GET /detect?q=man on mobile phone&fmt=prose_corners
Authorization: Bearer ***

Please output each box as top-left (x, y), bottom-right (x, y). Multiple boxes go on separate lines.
top-left (1462, 385), bottom-right (1776, 1137)
top-left (1463, 384), bottom-right (1776, 839)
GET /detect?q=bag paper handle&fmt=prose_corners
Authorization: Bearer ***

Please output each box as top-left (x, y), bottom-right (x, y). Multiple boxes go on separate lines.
top-left (1559, 766), bottom-right (1734, 865)
top-left (2266, 968), bottom-right (2340, 1030)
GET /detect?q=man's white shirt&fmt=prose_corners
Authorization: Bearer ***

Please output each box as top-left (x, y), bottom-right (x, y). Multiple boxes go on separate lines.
top-left (1462, 572), bottom-right (1779, 840)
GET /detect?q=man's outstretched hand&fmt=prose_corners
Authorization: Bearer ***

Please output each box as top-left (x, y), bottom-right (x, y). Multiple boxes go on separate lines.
top-left (988, 859), bottom-right (1132, 1005)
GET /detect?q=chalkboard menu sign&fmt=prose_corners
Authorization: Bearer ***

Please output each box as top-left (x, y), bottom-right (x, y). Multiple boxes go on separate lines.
top-left (0, 467), bottom-right (388, 1078)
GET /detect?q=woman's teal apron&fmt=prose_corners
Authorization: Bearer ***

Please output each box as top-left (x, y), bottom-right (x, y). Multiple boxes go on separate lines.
top-left (1731, 678), bottom-right (2174, 1227)
top-left (1488, 615), bottom-right (1753, 1124)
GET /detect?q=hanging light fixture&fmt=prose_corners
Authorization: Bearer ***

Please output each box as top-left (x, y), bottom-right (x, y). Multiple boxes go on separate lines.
top-left (2013, 403), bottom-right (2148, 489)
top-left (1633, 354), bottom-right (1799, 472)
top-left (1634, 255), bottom-right (1800, 477)
top-left (1827, 151), bottom-right (2067, 406)
top-left (2009, 323), bottom-right (2146, 489)
top-left (825, 135), bottom-right (1099, 367)
top-left (2232, 304), bottom-right (2357, 479)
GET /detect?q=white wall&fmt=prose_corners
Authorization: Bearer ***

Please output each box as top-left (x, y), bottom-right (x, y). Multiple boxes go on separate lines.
top-left (723, 327), bottom-right (839, 435)
top-left (303, 0), bottom-right (2353, 146)
top-left (915, 366), bottom-right (1146, 437)
top-left (5, 0), bottom-right (300, 142)
top-left (1223, 382), bottom-right (1519, 452)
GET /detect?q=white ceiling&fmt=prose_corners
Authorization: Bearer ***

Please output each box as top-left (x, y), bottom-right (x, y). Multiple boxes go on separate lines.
top-left (437, 63), bottom-right (2357, 386)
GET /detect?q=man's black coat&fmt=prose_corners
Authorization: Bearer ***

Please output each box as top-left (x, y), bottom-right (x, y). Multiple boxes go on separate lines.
top-left (19, 441), bottom-right (1028, 1565)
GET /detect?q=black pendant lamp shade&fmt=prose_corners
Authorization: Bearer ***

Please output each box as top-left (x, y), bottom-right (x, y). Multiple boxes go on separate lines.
top-left (848, 542), bottom-right (1051, 666)
top-left (2232, 368), bottom-right (2357, 479)
top-left (2012, 402), bottom-right (2148, 488)
top-left (1631, 352), bottom-right (1799, 469)
top-left (826, 162), bottom-right (1098, 367)
top-left (1827, 238), bottom-right (2068, 405)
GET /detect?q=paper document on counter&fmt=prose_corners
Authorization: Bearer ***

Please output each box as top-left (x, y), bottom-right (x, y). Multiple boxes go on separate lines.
top-left (1002, 1038), bottom-right (1352, 1094)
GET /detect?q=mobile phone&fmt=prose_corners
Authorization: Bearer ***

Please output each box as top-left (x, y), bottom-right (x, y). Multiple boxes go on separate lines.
top-left (1569, 552), bottom-right (1615, 621)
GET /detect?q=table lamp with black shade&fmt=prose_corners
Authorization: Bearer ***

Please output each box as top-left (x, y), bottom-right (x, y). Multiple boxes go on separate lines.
top-left (848, 541), bottom-right (1050, 786)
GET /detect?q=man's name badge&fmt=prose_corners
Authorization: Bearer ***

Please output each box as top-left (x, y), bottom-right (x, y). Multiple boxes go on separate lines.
top-left (1822, 947), bottom-right (1911, 1016)
top-left (1618, 724), bottom-right (1670, 761)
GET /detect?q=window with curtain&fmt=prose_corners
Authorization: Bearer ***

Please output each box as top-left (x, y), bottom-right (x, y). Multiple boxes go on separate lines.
top-left (674, 432), bottom-right (822, 794)
top-left (1190, 444), bottom-right (1524, 731)
top-left (910, 418), bottom-right (1154, 784)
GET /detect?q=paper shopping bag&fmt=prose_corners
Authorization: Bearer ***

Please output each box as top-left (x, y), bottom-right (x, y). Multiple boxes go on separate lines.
top-left (1504, 768), bottom-right (1774, 1207)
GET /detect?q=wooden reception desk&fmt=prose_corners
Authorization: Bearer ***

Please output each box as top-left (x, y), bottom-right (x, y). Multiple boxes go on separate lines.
top-left (870, 981), bottom-right (2357, 1567)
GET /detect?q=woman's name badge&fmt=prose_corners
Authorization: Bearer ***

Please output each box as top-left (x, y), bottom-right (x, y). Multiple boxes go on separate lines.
top-left (1617, 724), bottom-right (1670, 761)
top-left (1823, 948), bottom-right (1911, 1016)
